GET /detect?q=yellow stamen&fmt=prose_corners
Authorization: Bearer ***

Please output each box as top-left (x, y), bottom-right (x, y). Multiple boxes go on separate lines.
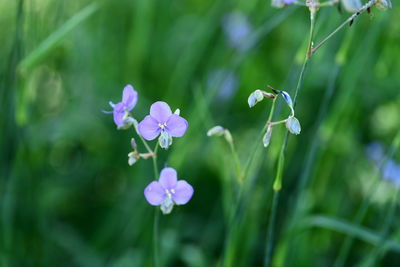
top-left (158, 122), bottom-right (167, 129)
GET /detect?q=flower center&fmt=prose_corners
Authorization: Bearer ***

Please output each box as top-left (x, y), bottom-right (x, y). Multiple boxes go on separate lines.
top-left (165, 189), bottom-right (175, 198)
top-left (158, 122), bottom-right (167, 130)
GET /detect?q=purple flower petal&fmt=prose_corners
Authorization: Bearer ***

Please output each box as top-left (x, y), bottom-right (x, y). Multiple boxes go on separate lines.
top-left (144, 181), bottom-right (166, 205)
top-left (172, 180), bottom-right (194, 205)
top-left (159, 167), bottom-right (178, 189)
top-left (113, 102), bottom-right (125, 127)
top-left (122, 84), bottom-right (138, 111)
top-left (150, 101), bottom-right (172, 123)
top-left (138, 115), bottom-right (161, 140)
top-left (166, 114), bottom-right (188, 137)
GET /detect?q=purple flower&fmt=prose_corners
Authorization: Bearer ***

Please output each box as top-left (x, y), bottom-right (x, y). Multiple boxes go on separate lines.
top-left (138, 101), bottom-right (188, 149)
top-left (144, 167), bottom-right (194, 214)
top-left (382, 160), bottom-right (400, 187)
top-left (109, 85), bottom-right (138, 128)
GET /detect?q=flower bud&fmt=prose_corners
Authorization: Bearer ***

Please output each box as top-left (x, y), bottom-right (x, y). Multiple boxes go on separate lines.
top-left (376, 0), bottom-right (392, 9)
top-left (128, 151), bottom-right (140, 166)
top-left (159, 131), bottom-right (172, 149)
top-left (263, 125), bottom-right (273, 148)
top-left (207, 126), bottom-right (226, 137)
top-left (341, 0), bottom-right (362, 12)
top-left (286, 116), bottom-right (301, 135)
top-left (281, 91), bottom-right (293, 108)
top-left (248, 89), bottom-right (264, 108)
top-left (174, 108), bottom-right (181, 115)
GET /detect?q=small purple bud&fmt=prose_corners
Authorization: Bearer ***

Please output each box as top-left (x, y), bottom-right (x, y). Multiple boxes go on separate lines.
top-left (281, 91), bottom-right (293, 108)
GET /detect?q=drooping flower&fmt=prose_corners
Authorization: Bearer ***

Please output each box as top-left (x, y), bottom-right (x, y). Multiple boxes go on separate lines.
top-left (138, 101), bottom-right (188, 149)
top-left (108, 85), bottom-right (138, 129)
top-left (144, 167), bottom-right (194, 214)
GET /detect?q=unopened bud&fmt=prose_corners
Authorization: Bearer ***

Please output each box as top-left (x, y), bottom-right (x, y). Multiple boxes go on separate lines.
top-left (263, 126), bottom-right (273, 148)
top-left (286, 116), bottom-right (301, 135)
top-left (128, 151), bottom-right (140, 166)
top-left (341, 0), bottom-right (362, 12)
top-left (248, 90), bottom-right (264, 108)
top-left (207, 126), bottom-right (226, 137)
top-left (174, 108), bottom-right (181, 115)
top-left (376, 0), bottom-right (392, 9)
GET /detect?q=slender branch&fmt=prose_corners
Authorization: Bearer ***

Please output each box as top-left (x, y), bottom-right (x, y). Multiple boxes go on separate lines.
top-left (228, 141), bottom-right (244, 183)
top-left (310, 0), bottom-right (378, 57)
top-left (264, 8), bottom-right (317, 266)
top-left (133, 122), bottom-right (154, 155)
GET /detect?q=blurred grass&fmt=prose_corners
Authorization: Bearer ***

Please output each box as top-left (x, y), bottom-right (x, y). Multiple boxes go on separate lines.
top-left (1, 0), bottom-right (400, 266)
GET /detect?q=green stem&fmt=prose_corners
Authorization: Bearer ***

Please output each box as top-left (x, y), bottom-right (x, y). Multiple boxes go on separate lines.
top-left (264, 9), bottom-right (316, 266)
top-left (153, 208), bottom-right (160, 267)
top-left (363, 190), bottom-right (399, 267)
top-left (151, 142), bottom-right (159, 267)
top-left (222, 98), bottom-right (278, 267)
top-left (334, 130), bottom-right (400, 267)
top-left (310, 0), bottom-right (378, 57)
top-left (264, 190), bottom-right (280, 267)
top-left (152, 143), bottom-right (159, 178)
top-left (133, 121), bottom-right (154, 155)
top-left (228, 141), bottom-right (244, 184)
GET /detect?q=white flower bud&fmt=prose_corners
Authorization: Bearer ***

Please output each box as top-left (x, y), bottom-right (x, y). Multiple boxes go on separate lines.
top-left (207, 126), bottom-right (226, 137)
top-left (248, 90), bottom-right (264, 108)
top-left (128, 152), bottom-right (139, 166)
top-left (174, 108), bottom-right (181, 115)
top-left (340, 0), bottom-right (362, 12)
top-left (286, 116), bottom-right (301, 135)
top-left (376, 0), bottom-right (392, 9)
top-left (263, 126), bottom-right (273, 148)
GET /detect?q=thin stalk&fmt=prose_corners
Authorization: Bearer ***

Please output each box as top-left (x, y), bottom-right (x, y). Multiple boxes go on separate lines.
top-left (264, 190), bottom-right (280, 267)
top-left (152, 143), bottom-right (159, 178)
top-left (228, 141), bottom-right (244, 184)
top-left (264, 9), bottom-right (316, 266)
top-left (153, 208), bottom-right (160, 267)
top-left (133, 122), bottom-right (154, 155)
top-left (310, 0), bottom-right (378, 57)
top-left (151, 142), bottom-right (160, 267)
top-left (334, 130), bottom-right (400, 267)
top-left (363, 190), bottom-right (399, 267)
top-left (222, 98), bottom-right (277, 267)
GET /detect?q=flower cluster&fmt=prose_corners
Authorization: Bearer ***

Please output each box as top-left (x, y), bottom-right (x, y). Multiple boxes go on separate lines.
top-left (248, 86), bottom-right (301, 148)
top-left (106, 85), bottom-right (193, 214)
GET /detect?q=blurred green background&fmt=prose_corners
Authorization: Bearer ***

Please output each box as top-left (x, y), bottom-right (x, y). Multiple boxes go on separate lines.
top-left (1, 0), bottom-right (400, 266)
